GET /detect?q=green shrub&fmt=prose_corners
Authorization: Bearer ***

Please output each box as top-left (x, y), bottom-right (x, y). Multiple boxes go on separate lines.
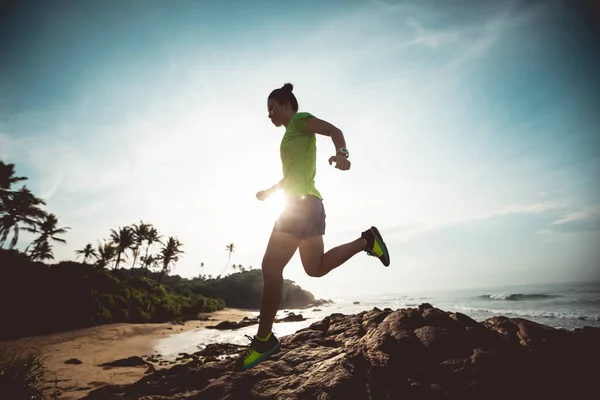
top-left (0, 353), bottom-right (59, 400)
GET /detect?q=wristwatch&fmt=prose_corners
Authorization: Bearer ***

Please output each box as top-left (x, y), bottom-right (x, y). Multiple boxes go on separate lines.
top-left (337, 147), bottom-right (350, 158)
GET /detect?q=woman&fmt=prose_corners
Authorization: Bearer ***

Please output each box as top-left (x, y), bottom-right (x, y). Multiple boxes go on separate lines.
top-left (238, 83), bottom-right (390, 370)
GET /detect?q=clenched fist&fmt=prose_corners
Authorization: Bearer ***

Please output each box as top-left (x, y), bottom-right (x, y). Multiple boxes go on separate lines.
top-left (328, 154), bottom-right (351, 171)
top-left (256, 190), bottom-right (270, 201)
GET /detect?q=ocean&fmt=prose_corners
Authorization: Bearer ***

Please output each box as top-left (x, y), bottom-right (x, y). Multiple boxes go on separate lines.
top-left (153, 280), bottom-right (600, 361)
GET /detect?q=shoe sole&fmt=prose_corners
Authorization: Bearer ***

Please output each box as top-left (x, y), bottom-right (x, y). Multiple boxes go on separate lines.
top-left (241, 343), bottom-right (281, 370)
top-left (371, 226), bottom-right (390, 267)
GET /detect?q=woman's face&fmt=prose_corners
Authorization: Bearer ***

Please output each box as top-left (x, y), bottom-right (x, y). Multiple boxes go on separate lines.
top-left (267, 98), bottom-right (287, 127)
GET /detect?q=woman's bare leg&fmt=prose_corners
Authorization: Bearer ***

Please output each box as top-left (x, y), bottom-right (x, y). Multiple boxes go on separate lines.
top-left (257, 231), bottom-right (301, 338)
top-left (298, 235), bottom-right (366, 278)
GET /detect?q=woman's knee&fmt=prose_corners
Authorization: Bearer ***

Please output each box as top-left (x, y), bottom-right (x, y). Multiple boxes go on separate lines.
top-left (298, 236), bottom-right (324, 278)
top-left (260, 231), bottom-right (300, 279)
top-left (261, 262), bottom-right (284, 281)
top-left (304, 266), bottom-right (323, 278)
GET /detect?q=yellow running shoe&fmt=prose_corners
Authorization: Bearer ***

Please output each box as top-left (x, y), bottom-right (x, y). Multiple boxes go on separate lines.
top-left (362, 226), bottom-right (390, 267)
top-left (237, 332), bottom-right (280, 370)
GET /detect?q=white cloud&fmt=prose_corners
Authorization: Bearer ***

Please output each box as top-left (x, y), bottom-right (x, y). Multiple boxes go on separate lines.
top-left (550, 207), bottom-right (600, 226)
top-left (377, 202), bottom-right (564, 241)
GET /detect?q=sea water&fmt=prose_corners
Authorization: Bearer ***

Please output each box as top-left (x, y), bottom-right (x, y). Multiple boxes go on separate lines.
top-left (153, 280), bottom-right (600, 361)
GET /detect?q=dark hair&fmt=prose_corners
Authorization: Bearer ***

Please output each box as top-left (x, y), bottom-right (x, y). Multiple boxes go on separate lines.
top-left (268, 83), bottom-right (298, 112)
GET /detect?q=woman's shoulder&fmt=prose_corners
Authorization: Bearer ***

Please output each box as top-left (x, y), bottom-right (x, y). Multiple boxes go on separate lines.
top-left (294, 111), bottom-right (314, 121)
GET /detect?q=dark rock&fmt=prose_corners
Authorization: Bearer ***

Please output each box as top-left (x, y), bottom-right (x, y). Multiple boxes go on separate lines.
top-left (194, 343), bottom-right (247, 358)
top-left (205, 318), bottom-right (259, 330)
top-left (205, 313), bottom-right (305, 330)
top-left (307, 299), bottom-right (334, 308)
top-left (275, 312), bottom-right (305, 322)
top-left (144, 364), bottom-right (157, 374)
top-left (65, 358), bottom-right (83, 364)
top-left (81, 305), bottom-right (600, 400)
top-left (99, 356), bottom-right (148, 368)
top-left (176, 352), bottom-right (194, 361)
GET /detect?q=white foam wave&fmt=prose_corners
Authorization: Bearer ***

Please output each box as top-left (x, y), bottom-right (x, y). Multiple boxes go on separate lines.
top-left (478, 293), bottom-right (560, 301)
top-left (453, 305), bottom-right (600, 321)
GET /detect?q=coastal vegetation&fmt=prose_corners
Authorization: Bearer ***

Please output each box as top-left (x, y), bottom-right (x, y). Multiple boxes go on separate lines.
top-left (0, 161), bottom-right (321, 341)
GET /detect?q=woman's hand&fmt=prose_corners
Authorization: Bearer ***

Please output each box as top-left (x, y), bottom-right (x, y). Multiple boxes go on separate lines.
top-left (329, 154), bottom-right (351, 171)
top-left (256, 189), bottom-right (271, 201)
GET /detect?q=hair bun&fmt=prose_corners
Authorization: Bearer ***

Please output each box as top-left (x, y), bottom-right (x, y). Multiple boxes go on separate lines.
top-left (282, 83), bottom-right (293, 92)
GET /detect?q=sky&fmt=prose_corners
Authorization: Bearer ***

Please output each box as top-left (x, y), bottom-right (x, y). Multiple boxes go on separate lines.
top-left (1, 0), bottom-right (599, 299)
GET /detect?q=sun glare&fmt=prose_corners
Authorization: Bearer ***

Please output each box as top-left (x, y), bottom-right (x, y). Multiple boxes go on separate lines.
top-left (266, 190), bottom-right (286, 220)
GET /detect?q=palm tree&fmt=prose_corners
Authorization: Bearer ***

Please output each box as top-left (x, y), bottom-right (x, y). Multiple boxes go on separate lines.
top-left (0, 162), bottom-right (38, 248)
top-left (109, 226), bottom-right (134, 270)
top-left (157, 236), bottom-right (184, 282)
top-left (29, 240), bottom-right (54, 261)
top-left (95, 240), bottom-right (116, 270)
top-left (219, 242), bottom-right (235, 276)
top-left (0, 161), bottom-right (27, 196)
top-left (198, 261), bottom-right (205, 279)
top-left (75, 243), bottom-right (98, 263)
top-left (130, 221), bottom-right (151, 270)
top-left (140, 254), bottom-right (159, 277)
top-left (139, 225), bottom-right (161, 276)
top-left (0, 187), bottom-right (46, 249)
top-left (28, 213), bottom-right (69, 245)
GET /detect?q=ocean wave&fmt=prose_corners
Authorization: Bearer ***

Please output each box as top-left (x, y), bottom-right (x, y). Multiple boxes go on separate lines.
top-left (453, 305), bottom-right (600, 322)
top-left (478, 293), bottom-right (561, 301)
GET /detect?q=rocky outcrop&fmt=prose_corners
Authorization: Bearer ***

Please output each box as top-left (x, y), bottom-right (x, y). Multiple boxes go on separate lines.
top-left (307, 299), bottom-right (334, 308)
top-left (206, 313), bottom-right (305, 330)
top-left (99, 356), bottom-right (149, 368)
top-left (81, 303), bottom-right (600, 400)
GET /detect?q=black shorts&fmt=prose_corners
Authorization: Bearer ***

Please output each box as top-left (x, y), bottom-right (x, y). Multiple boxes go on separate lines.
top-left (273, 194), bottom-right (326, 239)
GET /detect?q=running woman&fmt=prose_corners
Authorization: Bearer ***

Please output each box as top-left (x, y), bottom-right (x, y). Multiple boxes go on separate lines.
top-left (238, 82), bottom-right (390, 370)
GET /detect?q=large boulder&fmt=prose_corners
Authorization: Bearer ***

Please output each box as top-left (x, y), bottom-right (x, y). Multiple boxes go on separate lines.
top-left (81, 304), bottom-right (600, 400)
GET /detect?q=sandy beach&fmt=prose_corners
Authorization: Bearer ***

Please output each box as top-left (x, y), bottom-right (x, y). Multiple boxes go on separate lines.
top-left (0, 308), bottom-right (255, 400)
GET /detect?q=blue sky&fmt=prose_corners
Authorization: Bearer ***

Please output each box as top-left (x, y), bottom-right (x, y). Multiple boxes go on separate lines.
top-left (1, 0), bottom-right (599, 298)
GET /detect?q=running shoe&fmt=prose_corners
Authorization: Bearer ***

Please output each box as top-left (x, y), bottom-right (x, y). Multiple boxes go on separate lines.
top-left (362, 226), bottom-right (390, 267)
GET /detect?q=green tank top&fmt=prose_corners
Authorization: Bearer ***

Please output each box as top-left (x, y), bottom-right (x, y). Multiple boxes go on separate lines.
top-left (280, 112), bottom-right (323, 200)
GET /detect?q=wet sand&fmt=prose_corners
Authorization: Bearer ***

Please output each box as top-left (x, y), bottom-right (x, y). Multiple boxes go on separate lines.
top-left (0, 308), bottom-right (255, 400)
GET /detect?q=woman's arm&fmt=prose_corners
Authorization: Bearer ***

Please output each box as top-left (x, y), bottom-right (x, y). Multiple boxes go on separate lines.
top-left (256, 178), bottom-right (284, 201)
top-left (306, 116), bottom-right (351, 171)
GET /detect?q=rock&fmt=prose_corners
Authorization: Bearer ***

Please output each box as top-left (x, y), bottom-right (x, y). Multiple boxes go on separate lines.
top-left (194, 343), bottom-right (247, 358)
top-left (144, 364), bottom-right (157, 374)
top-left (308, 299), bottom-right (334, 308)
top-left (206, 317), bottom-right (260, 330)
top-left (81, 303), bottom-right (599, 400)
top-left (176, 352), bottom-right (194, 361)
top-left (64, 358), bottom-right (83, 364)
top-left (99, 356), bottom-right (148, 368)
top-left (206, 314), bottom-right (305, 330)
top-left (275, 312), bottom-right (305, 322)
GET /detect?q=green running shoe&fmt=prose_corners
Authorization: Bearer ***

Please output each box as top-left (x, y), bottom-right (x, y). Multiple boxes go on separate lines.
top-left (237, 332), bottom-right (280, 370)
top-left (362, 226), bottom-right (390, 267)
